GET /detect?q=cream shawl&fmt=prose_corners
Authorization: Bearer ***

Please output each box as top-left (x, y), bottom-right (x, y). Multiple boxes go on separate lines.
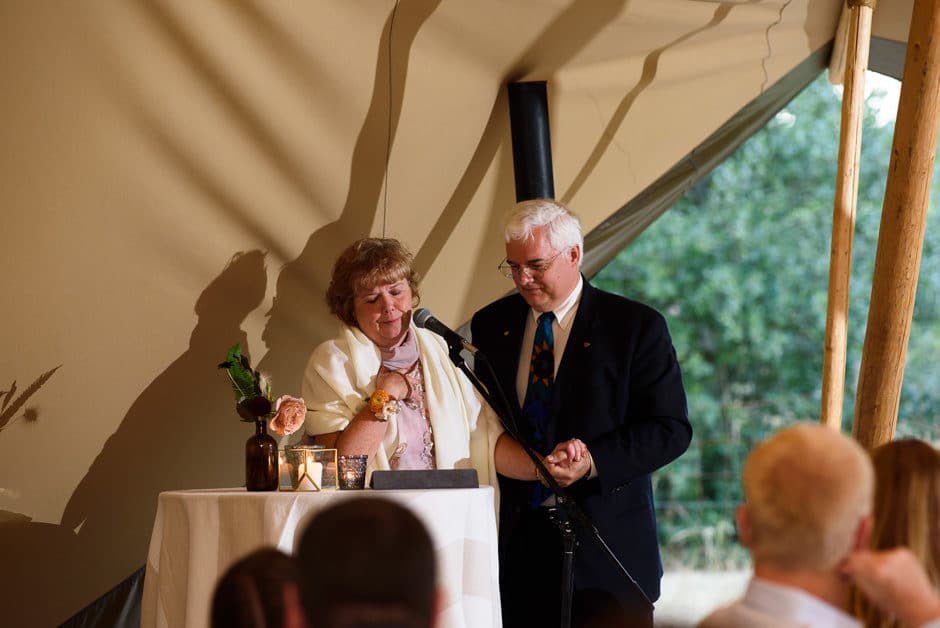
top-left (302, 323), bottom-right (503, 499)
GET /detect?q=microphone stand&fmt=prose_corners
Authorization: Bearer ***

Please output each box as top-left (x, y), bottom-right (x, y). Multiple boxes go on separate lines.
top-left (443, 342), bottom-right (651, 628)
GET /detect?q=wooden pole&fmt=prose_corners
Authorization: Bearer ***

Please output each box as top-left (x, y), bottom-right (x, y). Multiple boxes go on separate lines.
top-left (821, 0), bottom-right (874, 431)
top-left (853, 0), bottom-right (940, 450)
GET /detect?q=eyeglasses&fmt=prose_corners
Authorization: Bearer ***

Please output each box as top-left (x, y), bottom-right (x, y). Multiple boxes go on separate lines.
top-left (498, 249), bottom-right (568, 279)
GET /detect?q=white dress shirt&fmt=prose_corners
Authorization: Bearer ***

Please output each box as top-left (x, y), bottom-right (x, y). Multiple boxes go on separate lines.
top-left (698, 578), bottom-right (861, 628)
top-left (700, 576), bottom-right (940, 628)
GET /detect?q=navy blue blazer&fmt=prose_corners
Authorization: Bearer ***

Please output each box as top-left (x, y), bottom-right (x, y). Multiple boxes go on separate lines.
top-left (470, 278), bottom-right (692, 603)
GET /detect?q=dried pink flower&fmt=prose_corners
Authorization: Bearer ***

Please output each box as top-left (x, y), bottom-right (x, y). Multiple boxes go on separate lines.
top-left (270, 395), bottom-right (307, 436)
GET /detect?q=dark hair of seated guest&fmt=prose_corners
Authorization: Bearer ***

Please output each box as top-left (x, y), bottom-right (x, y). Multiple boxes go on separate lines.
top-left (210, 546), bottom-right (301, 628)
top-left (295, 497), bottom-right (438, 628)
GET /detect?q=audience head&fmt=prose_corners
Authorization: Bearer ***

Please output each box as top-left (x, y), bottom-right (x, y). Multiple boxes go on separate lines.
top-left (296, 496), bottom-right (438, 628)
top-left (210, 547), bottom-right (302, 628)
top-left (504, 199), bottom-right (583, 258)
top-left (738, 423), bottom-right (873, 572)
top-left (855, 438), bottom-right (940, 627)
top-left (326, 238), bottom-right (420, 328)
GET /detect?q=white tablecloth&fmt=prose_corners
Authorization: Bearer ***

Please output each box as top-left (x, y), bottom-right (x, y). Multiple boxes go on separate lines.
top-left (140, 487), bottom-right (501, 628)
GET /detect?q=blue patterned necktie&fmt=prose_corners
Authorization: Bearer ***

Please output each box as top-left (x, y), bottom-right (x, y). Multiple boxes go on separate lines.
top-left (522, 311), bottom-right (555, 507)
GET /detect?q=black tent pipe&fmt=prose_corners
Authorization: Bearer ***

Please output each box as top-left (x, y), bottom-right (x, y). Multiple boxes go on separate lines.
top-left (508, 81), bottom-right (555, 201)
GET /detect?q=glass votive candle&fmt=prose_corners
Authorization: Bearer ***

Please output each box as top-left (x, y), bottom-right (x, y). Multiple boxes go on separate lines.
top-left (337, 454), bottom-right (368, 490)
top-left (279, 446), bottom-right (338, 491)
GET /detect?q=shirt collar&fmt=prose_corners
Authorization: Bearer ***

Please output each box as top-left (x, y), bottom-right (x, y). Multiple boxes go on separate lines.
top-left (745, 577), bottom-right (861, 628)
top-left (529, 274), bottom-right (583, 330)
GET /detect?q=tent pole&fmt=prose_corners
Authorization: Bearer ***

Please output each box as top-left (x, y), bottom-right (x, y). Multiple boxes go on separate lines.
top-left (507, 81), bottom-right (555, 201)
top-left (852, 0), bottom-right (940, 449)
top-left (821, 0), bottom-right (875, 431)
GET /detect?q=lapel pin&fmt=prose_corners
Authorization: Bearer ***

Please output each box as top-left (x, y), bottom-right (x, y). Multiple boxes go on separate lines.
top-left (584, 342), bottom-right (591, 348)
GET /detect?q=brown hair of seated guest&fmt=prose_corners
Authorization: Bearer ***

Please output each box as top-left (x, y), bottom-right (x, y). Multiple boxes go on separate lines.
top-left (295, 496), bottom-right (438, 628)
top-left (211, 547), bottom-right (301, 628)
top-left (326, 238), bottom-right (421, 328)
top-left (853, 438), bottom-right (940, 628)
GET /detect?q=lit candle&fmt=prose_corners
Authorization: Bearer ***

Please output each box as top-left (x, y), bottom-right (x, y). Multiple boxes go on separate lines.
top-left (342, 468), bottom-right (360, 489)
top-left (278, 451), bottom-right (291, 491)
top-left (309, 461), bottom-right (323, 489)
top-left (295, 456), bottom-right (323, 491)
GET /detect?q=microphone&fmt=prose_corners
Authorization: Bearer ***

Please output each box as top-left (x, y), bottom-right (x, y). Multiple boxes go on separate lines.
top-left (413, 308), bottom-right (479, 355)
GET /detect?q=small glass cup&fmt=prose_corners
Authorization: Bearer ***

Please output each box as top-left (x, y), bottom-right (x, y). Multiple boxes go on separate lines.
top-left (337, 454), bottom-right (368, 490)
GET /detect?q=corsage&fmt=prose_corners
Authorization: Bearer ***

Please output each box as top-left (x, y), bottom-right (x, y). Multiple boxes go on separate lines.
top-left (365, 388), bottom-right (400, 422)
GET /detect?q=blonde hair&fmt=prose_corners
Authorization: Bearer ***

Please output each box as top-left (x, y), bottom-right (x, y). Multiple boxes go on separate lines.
top-left (742, 423), bottom-right (873, 571)
top-left (855, 439), bottom-right (940, 628)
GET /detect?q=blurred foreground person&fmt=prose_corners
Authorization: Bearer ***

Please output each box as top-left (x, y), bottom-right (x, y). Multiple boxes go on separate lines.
top-left (853, 438), bottom-right (940, 628)
top-left (295, 496), bottom-right (439, 628)
top-left (211, 547), bottom-right (305, 628)
top-left (699, 423), bottom-right (874, 627)
top-left (844, 547), bottom-right (940, 628)
top-left (700, 424), bottom-right (940, 628)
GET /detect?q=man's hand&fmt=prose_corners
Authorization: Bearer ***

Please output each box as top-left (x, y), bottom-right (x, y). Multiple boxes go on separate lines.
top-left (542, 438), bottom-right (591, 487)
top-left (841, 547), bottom-right (940, 628)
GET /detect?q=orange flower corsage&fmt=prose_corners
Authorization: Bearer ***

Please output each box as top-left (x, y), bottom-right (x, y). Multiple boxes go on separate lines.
top-left (366, 388), bottom-right (399, 421)
top-left (368, 389), bottom-right (391, 414)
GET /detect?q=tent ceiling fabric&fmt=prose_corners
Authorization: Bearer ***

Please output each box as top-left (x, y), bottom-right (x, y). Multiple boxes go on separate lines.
top-left (0, 1), bottom-right (916, 625)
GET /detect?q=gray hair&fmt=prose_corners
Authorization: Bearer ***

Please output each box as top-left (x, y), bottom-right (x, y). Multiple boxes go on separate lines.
top-left (504, 199), bottom-right (583, 265)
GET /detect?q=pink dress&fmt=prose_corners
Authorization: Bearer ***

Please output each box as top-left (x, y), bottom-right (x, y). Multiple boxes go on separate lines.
top-left (380, 331), bottom-right (435, 471)
top-left (388, 361), bottom-right (434, 470)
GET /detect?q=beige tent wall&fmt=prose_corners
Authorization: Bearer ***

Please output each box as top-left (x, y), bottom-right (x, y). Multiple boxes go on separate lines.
top-left (1, 1), bottom-right (849, 624)
top-left (870, 0), bottom-right (914, 79)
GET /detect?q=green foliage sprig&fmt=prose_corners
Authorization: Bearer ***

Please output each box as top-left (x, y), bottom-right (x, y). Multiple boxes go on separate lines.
top-left (218, 343), bottom-right (273, 421)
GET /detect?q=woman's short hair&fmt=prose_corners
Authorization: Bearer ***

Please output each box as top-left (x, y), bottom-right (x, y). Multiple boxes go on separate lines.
top-left (326, 238), bottom-right (420, 327)
top-left (504, 199), bottom-right (583, 259)
top-left (742, 423), bottom-right (873, 571)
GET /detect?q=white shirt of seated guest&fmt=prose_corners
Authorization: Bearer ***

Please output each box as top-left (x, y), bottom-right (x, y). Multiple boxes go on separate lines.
top-left (697, 577), bottom-right (860, 628)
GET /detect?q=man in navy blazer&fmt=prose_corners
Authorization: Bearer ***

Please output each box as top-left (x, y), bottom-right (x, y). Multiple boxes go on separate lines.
top-left (471, 199), bottom-right (692, 627)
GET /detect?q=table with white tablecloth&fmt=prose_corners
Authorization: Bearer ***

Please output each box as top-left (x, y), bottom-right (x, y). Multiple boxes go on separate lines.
top-left (140, 487), bottom-right (501, 628)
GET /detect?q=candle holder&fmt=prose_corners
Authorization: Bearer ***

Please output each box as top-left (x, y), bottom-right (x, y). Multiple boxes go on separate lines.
top-left (278, 446), bottom-right (338, 491)
top-left (337, 454), bottom-right (368, 490)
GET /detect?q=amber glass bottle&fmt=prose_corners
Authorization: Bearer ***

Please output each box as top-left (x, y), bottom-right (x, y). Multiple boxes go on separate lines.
top-left (246, 419), bottom-right (278, 491)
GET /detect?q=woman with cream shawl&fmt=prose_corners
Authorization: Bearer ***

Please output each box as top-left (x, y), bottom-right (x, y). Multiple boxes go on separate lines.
top-left (303, 238), bottom-right (537, 493)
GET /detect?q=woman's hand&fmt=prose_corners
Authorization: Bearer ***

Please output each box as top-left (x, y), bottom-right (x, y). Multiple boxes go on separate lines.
top-left (375, 366), bottom-right (410, 400)
top-left (842, 547), bottom-right (940, 628)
